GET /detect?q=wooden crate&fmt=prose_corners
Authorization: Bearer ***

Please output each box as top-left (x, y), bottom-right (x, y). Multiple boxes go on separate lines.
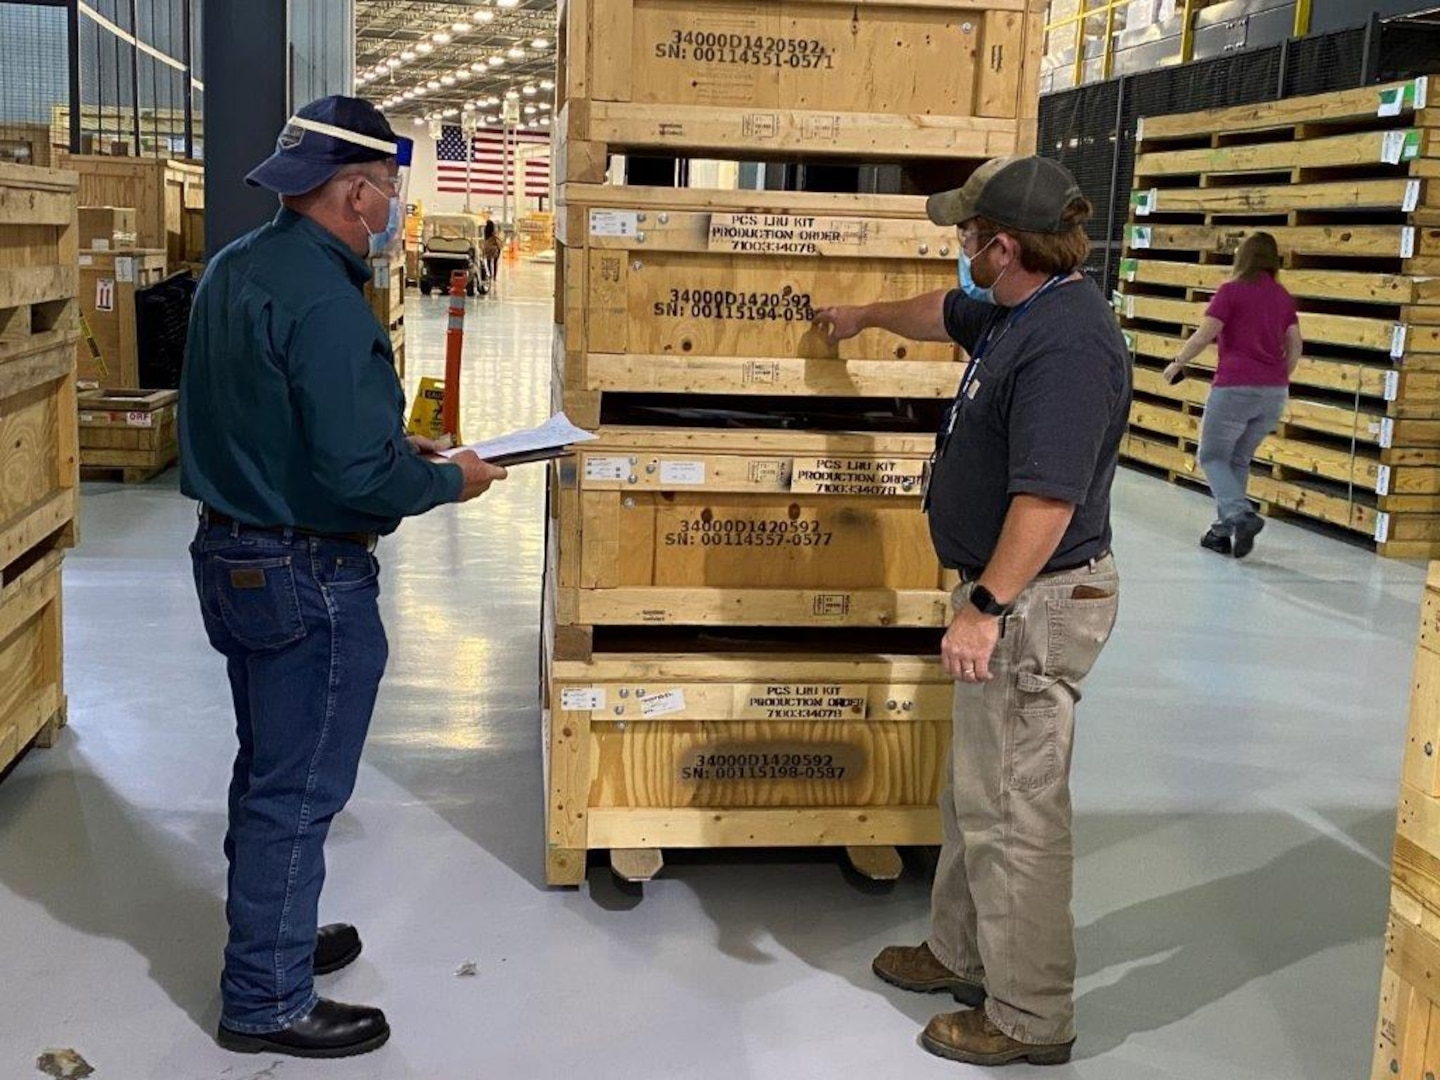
top-left (1373, 563), bottom-right (1440, 1076)
top-left (555, 0), bottom-right (1044, 178)
top-left (78, 388), bottom-right (178, 483)
top-left (57, 154), bottom-right (204, 268)
top-left (555, 186), bottom-right (961, 424)
top-left (0, 124), bottom-right (55, 169)
top-left (549, 427), bottom-right (954, 659)
top-left (1116, 78), bottom-right (1440, 557)
top-left (0, 336), bottom-right (80, 574)
top-left (0, 545), bottom-right (66, 777)
top-left (364, 255), bottom-right (405, 332)
top-left (77, 206), bottom-right (138, 251)
top-left (0, 163), bottom-right (79, 356)
top-left (543, 648), bottom-right (950, 884)
top-left (76, 249), bottom-right (168, 388)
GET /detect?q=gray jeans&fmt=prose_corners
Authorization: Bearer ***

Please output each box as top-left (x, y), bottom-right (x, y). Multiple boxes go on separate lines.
top-left (1197, 385), bottom-right (1287, 528)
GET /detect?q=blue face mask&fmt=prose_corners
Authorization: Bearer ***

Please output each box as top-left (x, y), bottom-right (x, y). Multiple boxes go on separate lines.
top-left (957, 235), bottom-right (1007, 305)
top-left (362, 183), bottom-right (402, 258)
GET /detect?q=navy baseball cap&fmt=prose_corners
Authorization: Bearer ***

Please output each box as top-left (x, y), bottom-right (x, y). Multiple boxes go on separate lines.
top-left (927, 156), bottom-right (1084, 234)
top-left (246, 95), bottom-right (414, 196)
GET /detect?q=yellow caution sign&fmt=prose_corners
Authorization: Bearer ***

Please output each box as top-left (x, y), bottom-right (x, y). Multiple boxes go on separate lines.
top-left (407, 377), bottom-right (454, 442)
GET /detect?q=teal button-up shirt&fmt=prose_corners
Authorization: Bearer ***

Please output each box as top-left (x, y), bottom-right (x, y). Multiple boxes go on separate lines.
top-left (180, 208), bottom-right (461, 534)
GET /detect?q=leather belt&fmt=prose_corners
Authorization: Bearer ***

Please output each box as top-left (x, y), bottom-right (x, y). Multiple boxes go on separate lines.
top-left (956, 550), bottom-right (1111, 584)
top-left (201, 507), bottom-right (377, 550)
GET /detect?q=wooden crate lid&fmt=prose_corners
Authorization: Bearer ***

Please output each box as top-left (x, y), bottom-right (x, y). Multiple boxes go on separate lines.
top-left (78, 388), bottom-right (177, 411)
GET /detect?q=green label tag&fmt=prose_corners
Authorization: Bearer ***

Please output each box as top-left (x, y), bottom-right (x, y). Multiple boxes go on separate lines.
top-left (1120, 258), bottom-right (1139, 281)
top-left (1404, 129), bottom-right (1423, 160)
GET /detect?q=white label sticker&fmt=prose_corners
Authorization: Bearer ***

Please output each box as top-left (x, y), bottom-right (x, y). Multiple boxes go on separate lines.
top-left (1376, 464), bottom-right (1392, 497)
top-left (1402, 226), bottom-right (1416, 259)
top-left (93, 238), bottom-right (110, 252)
top-left (78, 254), bottom-right (93, 266)
top-left (1382, 131), bottom-right (1406, 165)
top-left (659, 461), bottom-right (706, 485)
top-left (640, 689), bottom-right (687, 717)
top-left (560, 688), bottom-right (606, 711)
top-left (372, 261), bottom-right (391, 289)
top-left (1417, 76), bottom-right (1430, 110)
top-left (584, 456), bottom-right (631, 482)
top-left (125, 410), bottom-right (154, 428)
top-left (94, 278), bottom-right (114, 312)
top-left (1404, 180), bottom-right (1422, 213)
top-left (1386, 369), bottom-right (1401, 401)
top-left (1392, 324), bottom-right (1409, 359)
top-left (1124, 294), bottom-right (1136, 319)
top-left (1135, 117), bottom-right (1145, 141)
top-left (1380, 87), bottom-right (1405, 118)
top-left (1381, 417), bottom-right (1396, 449)
top-left (115, 256), bottom-right (135, 283)
top-left (1131, 226), bottom-right (1152, 249)
top-left (589, 209), bottom-right (640, 237)
top-left (1376, 511), bottom-right (1392, 544)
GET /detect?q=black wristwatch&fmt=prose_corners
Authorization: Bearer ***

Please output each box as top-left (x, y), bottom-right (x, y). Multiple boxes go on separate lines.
top-left (968, 585), bottom-right (1014, 618)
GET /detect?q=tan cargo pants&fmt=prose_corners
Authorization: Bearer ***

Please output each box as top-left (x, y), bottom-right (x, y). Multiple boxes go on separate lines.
top-left (928, 554), bottom-right (1120, 1046)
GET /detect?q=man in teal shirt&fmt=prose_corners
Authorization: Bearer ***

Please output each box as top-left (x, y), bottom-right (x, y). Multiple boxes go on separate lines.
top-left (181, 96), bottom-right (503, 1059)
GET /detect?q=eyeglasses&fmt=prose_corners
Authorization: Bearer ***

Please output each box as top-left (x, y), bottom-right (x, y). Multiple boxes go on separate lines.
top-left (958, 227), bottom-right (996, 253)
top-left (365, 174), bottom-right (404, 198)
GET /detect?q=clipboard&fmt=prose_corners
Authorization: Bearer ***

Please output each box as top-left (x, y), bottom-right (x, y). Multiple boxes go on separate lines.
top-left (483, 446), bottom-right (578, 467)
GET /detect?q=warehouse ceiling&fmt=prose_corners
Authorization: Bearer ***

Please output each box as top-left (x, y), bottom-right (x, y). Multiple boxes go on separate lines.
top-left (356, 0), bottom-right (558, 130)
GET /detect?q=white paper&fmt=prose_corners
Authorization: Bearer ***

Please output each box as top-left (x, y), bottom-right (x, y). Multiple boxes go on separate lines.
top-left (659, 461), bottom-right (706, 485)
top-left (560, 688), bottom-right (606, 711)
top-left (94, 238), bottom-right (110, 252)
top-left (640, 689), bottom-right (687, 717)
top-left (585, 456), bottom-right (632, 482)
top-left (115, 256), bottom-right (135, 284)
top-left (1376, 465), bottom-right (1392, 497)
top-left (590, 210), bottom-right (640, 237)
top-left (440, 411), bottom-right (598, 463)
top-left (1382, 131), bottom-right (1406, 165)
top-left (78, 254), bottom-right (94, 266)
top-left (1375, 512), bottom-right (1391, 544)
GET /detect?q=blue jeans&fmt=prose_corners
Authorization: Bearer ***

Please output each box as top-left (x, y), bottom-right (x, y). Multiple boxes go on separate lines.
top-left (190, 521), bottom-right (388, 1033)
top-left (1197, 385), bottom-right (1288, 529)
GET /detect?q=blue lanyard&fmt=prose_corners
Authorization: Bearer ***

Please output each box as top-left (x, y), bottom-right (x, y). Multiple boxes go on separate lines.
top-left (955, 273), bottom-right (1066, 403)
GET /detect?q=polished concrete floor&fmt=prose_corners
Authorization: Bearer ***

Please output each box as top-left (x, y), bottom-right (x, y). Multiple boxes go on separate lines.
top-left (0, 260), bottom-right (1425, 1079)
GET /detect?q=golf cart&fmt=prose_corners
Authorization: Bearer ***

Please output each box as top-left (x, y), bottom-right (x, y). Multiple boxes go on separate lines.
top-left (418, 214), bottom-right (486, 296)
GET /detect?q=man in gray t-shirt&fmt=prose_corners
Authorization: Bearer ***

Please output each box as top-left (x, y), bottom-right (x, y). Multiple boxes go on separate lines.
top-left (815, 156), bottom-right (1131, 1068)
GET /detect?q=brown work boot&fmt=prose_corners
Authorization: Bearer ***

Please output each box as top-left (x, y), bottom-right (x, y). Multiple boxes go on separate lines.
top-left (872, 943), bottom-right (986, 1006)
top-left (921, 1008), bottom-right (1075, 1067)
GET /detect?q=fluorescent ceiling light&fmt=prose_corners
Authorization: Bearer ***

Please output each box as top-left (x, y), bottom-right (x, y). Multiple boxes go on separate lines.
top-left (416, 41), bottom-right (434, 54)
top-left (507, 46), bottom-right (526, 59)
top-left (488, 55), bottom-right (505, 66)
top-left (540, 78), bottom-right (554, 89)
top-left (531, 38), bottom-right (550, 49)
top-left (472, 10), bottom-right (495, 23)
top-left (433, 31), bottom-right (453, 44)
top-left (400, 49), bottom-right (415, 60)
top-left (441, 75), bottom-right (456, 85)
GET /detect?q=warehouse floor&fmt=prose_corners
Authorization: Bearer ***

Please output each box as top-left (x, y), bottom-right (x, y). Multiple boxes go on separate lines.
top-left (0, 260), bottom-right (1424, 1080)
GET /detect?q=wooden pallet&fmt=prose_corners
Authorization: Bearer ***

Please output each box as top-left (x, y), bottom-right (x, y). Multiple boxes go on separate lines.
top-left (77, 388), bottom-right (178, 482)
top-left (0, 544), bottom-right (66, 777)
top-left (555, 0), bottom-right (1043, 180)
top-left (547, 427), bottom-right (954, 660)
top-left (1117, 79), bottom-right (1440, 556)
top-left (543, 647), bottom-right (949, 885)
top-left (555, 185), bottom-right (962, 425)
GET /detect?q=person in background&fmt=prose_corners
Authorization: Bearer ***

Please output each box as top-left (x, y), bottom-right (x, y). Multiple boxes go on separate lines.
top-left (814, 157), bottom-right (1130, 1067)
top-left (1163, 232), bottom-right (1303, 558)
top-left (482, 219), bottom-right (503, 288)
top-left (180, 96), bottom-right (506, 1059)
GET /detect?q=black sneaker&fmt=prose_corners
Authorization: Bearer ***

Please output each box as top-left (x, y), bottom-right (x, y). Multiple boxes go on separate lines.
top-left (1200, 528), bottom-right (1232, 556)
top-left (1231, 513), bottom-right (1265, 559)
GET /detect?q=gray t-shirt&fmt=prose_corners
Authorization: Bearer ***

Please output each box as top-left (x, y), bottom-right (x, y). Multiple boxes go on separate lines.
top-left (926, 278), bottom-right (1131, 573)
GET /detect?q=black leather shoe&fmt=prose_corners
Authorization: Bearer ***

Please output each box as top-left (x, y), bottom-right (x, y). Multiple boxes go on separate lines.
top-left (314, 923), bottom-right (362, 975)
top-left (1231, 512), bottom-right (1265, 559)
top-left (1200, 527), bottom-right (1232, 556)
top-left (217, 998), bottom-right (389, 1058)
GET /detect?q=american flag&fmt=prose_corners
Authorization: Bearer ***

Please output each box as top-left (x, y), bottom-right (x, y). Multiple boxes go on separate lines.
top-left (436, 124), bottom-right (550, 198)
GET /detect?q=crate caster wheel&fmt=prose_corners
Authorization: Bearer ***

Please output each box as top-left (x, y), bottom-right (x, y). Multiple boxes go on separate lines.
top-left (845, 845), bottom-right (904, 882)
top-left (610, 848), bottom-right (664, 883)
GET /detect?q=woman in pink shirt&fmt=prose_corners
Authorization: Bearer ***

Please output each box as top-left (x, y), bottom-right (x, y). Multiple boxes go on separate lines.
top-left (1164, 232), bottom-right (1304, 558)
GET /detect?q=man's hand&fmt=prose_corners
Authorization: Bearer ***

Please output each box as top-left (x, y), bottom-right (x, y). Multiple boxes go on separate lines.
top-left (407, 433), bottom-right (454, 455)
top-left (942, 603), bottom-right (1001, 683)
top-left (813, 306), bottom-right (867, 345)
top-left (449, 449), bottom-right (508, 502)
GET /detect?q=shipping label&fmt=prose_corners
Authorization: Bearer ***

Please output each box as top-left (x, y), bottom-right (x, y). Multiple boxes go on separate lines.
top-left (677, 743), bottom-right (863, 784)
top-left (733, 683), bottom-right (867, 721)
top-left (707, 213), bottom-right (873, 256)
top-left (789, 457), bottom-right (925, 497)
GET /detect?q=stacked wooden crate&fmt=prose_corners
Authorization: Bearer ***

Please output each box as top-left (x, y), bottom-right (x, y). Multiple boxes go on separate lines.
top-left (365, 255), bottom-right (406, 379)
top-left (0, 163), bottom-right (80, 775)
top-left (1115, 78), bottom-right (1440, 557)
top-left (76, 245), bottom-right (168, 389)
top-left (1373, 562), bottom-right (1440, 1075)
top-left (77, 389), bottom-right (179, 483)
top-left (57, 154), bottom-right (204, 269)
top-left (544, 0), bottom-right (1045, 885)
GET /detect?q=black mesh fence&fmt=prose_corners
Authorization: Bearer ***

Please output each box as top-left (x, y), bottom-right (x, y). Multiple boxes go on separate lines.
top-left (0, 3), bottom-right (68, 167)
top-left (1039, 17), bottom-right (1440, 300)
